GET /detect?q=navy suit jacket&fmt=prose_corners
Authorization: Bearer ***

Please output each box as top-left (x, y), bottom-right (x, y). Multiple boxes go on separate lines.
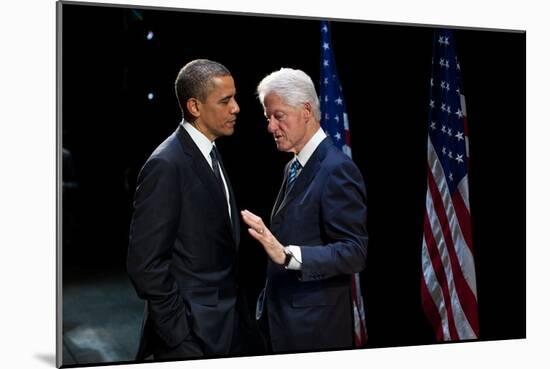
top-left (127, 125), bottom-right (241, 358)
top-left (262, 137), bottom-right (368, 352)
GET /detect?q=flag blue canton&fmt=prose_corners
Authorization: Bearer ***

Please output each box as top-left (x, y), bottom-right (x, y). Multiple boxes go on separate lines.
top-left (320, 21), bottom-right (352, 158)
top-left (428, 29), bottom-right (468, 194)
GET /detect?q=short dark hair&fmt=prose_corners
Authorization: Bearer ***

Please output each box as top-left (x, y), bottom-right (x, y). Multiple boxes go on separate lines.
top-left (175, 59), bottom-right (231, 121)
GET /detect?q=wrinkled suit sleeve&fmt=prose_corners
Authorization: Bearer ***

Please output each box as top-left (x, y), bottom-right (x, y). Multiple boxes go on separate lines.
top-left (299, 160), bottom-right (368, 281)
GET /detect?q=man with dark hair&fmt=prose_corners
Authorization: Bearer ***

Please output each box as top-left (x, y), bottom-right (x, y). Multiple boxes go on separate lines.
top-left (127, 59), bottom-right (243, 360)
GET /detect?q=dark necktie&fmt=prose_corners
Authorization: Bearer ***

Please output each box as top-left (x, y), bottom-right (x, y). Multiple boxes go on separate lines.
top-left (211, 146), bottom-right (238, 239)
top-left (210, 146), bottom-right (226, 198)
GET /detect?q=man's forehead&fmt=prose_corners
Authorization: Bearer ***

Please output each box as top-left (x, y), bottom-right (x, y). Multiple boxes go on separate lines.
top-left (207, 76), bottom-right (235, 95)
top-left (265, 98), bottom-right (295, 112)
top-left (211, 75), bottom-right (233, 86)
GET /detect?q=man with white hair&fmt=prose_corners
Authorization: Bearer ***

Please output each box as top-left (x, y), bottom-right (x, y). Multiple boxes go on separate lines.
top-left (241, 68), bottom-right (368, 352)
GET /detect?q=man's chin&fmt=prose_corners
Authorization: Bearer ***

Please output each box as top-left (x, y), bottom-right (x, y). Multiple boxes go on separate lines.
top-left (275, 143), bottom-right (289, 152)
top-left (222, 127), bottom-right (235, 136)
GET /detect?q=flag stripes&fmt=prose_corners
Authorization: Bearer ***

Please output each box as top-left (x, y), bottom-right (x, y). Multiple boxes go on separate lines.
top-left (421, 29), bottom-right (479, 341)
top-left (320, 20), bottom-right (368, 346)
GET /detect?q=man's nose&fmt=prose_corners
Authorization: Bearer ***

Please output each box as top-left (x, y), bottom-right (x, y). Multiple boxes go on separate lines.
top-left (267, 117), bottom-right (277, 133)
top-left (231, 100), bottom-right (240, 114)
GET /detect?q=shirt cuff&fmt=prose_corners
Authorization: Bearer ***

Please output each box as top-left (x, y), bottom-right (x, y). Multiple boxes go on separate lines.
top-left (285, 245), bottom-right (302, 270)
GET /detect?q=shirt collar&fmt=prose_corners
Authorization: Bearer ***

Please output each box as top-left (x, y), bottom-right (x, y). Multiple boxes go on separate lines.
top-left (295, 127), bottom-right (326, 167)
top-left (181, 120), bottom-right (215, 162)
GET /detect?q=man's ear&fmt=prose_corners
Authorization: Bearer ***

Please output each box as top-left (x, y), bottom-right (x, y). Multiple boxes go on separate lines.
top-left (303, 102), bottom-right (313, 122)
top-left (186, 98), bottom-right (201, 119)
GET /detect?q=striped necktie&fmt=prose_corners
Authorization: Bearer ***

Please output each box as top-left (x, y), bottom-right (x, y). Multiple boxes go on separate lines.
top-left (286, 159), bottom-right (302, 192)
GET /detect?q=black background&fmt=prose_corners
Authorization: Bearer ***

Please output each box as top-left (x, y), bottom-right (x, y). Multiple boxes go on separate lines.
top-left (61, 2), bottom-right (525, 351)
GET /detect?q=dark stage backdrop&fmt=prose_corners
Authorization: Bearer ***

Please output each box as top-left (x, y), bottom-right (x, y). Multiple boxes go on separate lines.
top-left (61, 2), bottom-right (525, 352)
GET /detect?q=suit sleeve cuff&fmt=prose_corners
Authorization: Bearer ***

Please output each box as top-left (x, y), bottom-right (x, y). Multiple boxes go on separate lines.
top-left (285, 245), bottom-right (302, 270)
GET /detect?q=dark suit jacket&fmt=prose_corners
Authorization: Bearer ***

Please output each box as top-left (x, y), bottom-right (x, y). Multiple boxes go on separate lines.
top-left (262, 137), bottom-right (368, 352)
top-left (127, 125), bottom-right (241, 358)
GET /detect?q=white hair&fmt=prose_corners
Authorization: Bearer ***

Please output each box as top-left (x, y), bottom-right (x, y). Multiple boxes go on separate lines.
top-left (257, 68), bottom-right (321, 121)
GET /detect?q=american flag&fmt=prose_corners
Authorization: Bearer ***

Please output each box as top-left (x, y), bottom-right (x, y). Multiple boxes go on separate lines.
top-left (320, 20), bottom-right (368, 346)
top-left (421, 29), bottom-right (479, 341)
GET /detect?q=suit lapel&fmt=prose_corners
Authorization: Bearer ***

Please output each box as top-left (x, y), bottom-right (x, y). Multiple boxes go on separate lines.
top-left (270, 161), bottom-right (290, 223)
top-left (272, 138), bottom-right (332, 220)
top-left (176, 126), bottom-right (237, 245)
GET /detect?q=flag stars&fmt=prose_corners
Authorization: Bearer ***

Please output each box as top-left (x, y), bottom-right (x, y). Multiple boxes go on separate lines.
top-left (455, 109), bottom-right (464, 119)
top-left (455, 154), bottom-right (464, 164)
top-left (430, 100), bottom-right (435, 108)
top-left (323, 59), bottom-right (329, 67)
top-left (449, 172), bottom-right (454, 181)
top-left (334, 132), bottom-right (341, 141)
top-left (439, 58), bottom-right (450, 68)
top-left (430, 121), bottom-right (437, 130)
top-left (448, 150), bottom-right (453, 159)
top-left (322, 24), bottom-right (328, 33)
top-left (442, 147), bottom-right (447, 155)
top-left (323, 42), bottom-right (330, 50)
top-left (325, 113), bottom-right (329, 121)
top-left (447, 127), bottom-right (453, 137)
top-left (440, 81), bottom-right (450, 91)
top-left (324, 77), bottom-right (329, 85)
top-left (334, 115), bottom-right (340, 122)
top-left (335, 97), bottom-right (343, 105)
top-left (446, 106), bottom-right (452, 114)
top-left (441, 125), bottom-right (447, 134)
top-left (441, 103), bottom-right (447, 112)
top-left (455, 131), bottom-right (464, 141)
top-left (438, 36), bottom-right (450, 46)
top-left (431, 78), bottom-right (434, 87)
top-left (324, 95), bottom-right (328, 103)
